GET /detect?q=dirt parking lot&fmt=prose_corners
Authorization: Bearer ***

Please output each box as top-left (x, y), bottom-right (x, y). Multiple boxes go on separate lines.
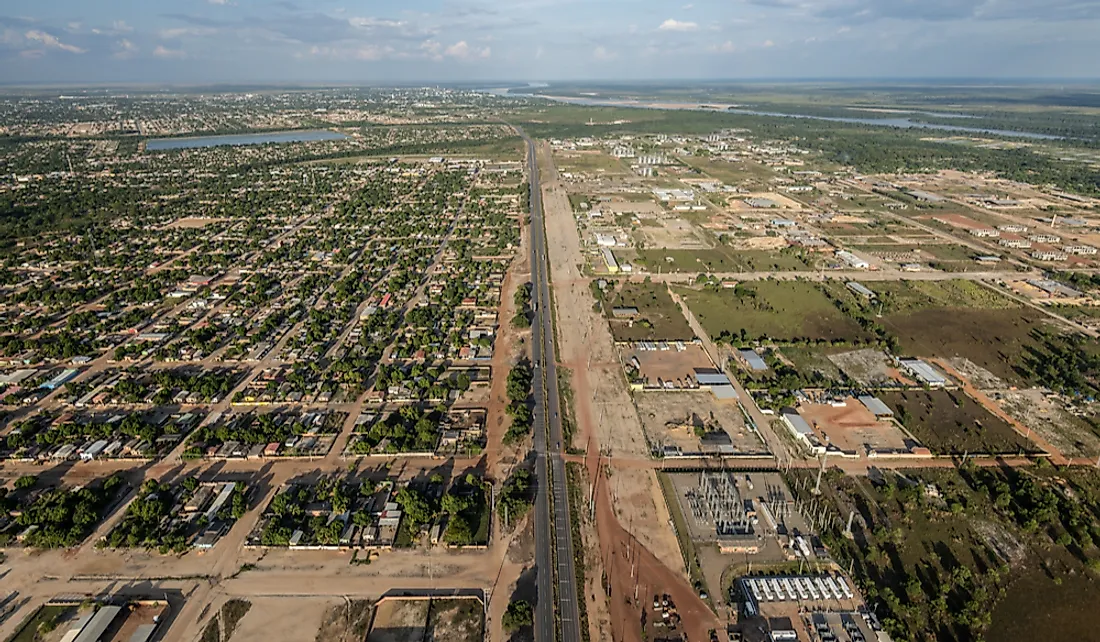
top-left (623, 343), bottom-right (713, 388)
top-left (799, 399), bottom-right (919, 455)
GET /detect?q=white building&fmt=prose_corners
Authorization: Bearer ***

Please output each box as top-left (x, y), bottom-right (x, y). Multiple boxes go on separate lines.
top-left (835, 250), bottom-right (869, 269)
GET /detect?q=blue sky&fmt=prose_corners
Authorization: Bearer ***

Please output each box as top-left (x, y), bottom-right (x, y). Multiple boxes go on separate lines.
top-left (1, 0), bottom-right (1097, 83)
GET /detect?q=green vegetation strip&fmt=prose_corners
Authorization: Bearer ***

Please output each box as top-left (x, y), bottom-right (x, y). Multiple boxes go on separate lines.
top-left (565, 463), bottom-right (592, 642)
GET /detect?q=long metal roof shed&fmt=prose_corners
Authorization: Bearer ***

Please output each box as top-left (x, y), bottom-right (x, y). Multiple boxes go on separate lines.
top-left (780, 410), bottom-right (814, 436)
top-left (739, 349), bottom-right (769, 372)
top-left (74, 606), bottom-right (122, 642)
top-left (694, 368), bottom-right (731, 386)
top-left (858, 395), bottom-right (894, 417)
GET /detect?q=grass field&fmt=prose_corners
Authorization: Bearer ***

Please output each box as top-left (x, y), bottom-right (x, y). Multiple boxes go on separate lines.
top-left (555, 150), bottom-right (629, 174)
top-left (870, 280), bottom-right (1018, 312)
top-left (884, 307), bottom-right (1048, 384)
top-left (880, 389), bottom-right (1037, 454)
top-left (677, 281), bottom-right (867, 343)
top-left (851, 280), bottom-right (1049, 384)
top-left (604, 281), bottom-right (694, 341)
top-left (675, 155), bottom-right (777, 185)
top-left (632, 247), bottom-right (810, 273)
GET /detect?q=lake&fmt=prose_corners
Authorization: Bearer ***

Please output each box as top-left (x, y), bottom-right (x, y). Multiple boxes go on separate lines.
top-left (145, 130), bottom-right (348, 151)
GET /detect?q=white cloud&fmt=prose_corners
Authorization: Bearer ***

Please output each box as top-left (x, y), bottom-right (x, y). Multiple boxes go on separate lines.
top-left (112, 39), bottom-right (137, 59)
top-left (658, 19), bottom-right (699, 31)
top-left (593, 45), bottom-right (617, 60)
top-left (207, 0), bottom-right (230, 4)
top-left (764, 39), bottom-right (775, 47)
top-left (683, 3), bottom-right (695, 9)
top-left (153, 45), bottom-right (187, 59)
top-left (349, 17), bottom-right (407, 29)
top-left (443, 40), bottom-right (490, 60)
top-left (159, 27), bottom-right (217, 39)
top-left (709, 40), bottom-right (736, 53)
top-left (308, 44), bottom-right (394, 61)
top-left (112, 20), bottom-right (133, 33)
top-left (24, 30), bottom-right (85, 54)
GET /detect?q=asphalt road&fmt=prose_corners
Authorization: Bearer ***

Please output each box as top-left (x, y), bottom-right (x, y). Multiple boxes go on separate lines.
top-left (518, 126), bottom-right (582, 642)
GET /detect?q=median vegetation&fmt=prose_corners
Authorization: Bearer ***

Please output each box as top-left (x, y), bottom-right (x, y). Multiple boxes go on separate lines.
top-left (497, 467), bottom-right (534, 530)
top-left (512, 282), bottom-right (533, 329)
top-left (504, 363), bottom-right (534, 444)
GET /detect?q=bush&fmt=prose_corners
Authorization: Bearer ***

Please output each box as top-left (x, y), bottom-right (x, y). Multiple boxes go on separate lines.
top-left (503, 600), bottom-right (533, 631)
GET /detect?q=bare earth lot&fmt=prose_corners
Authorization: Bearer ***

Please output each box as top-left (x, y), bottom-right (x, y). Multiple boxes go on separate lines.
top-left (634, 391), bottom-right (764, 455)
top-left (993, 388), bottom-right (1100, 459)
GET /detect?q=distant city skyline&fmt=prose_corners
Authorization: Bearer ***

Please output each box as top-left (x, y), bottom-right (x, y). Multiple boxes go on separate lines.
top-left (1, 0), bottom-right (1098, 83)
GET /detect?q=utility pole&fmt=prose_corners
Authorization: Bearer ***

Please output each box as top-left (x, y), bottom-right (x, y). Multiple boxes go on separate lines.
top-left (813, 449), bottom-right (828, 495)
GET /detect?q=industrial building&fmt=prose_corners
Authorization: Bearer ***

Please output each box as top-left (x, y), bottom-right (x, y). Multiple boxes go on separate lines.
top-left (39, 368), bottom-right (79, 390)
top-left (906, 189), bottom-right (945, 202)
top-left (835, 250), bottom-right (869, 270)
top-left (692, 368), bottom-right (738, 399)
top-left (1026, 279), bottom-right (1084, 299)
top-left (846, 282), bottom-right (876, 299)
top-left (780, 409), bottom-right (825, 454)
top-left (601, 247), bottom-right (619, 273)
top-left (899, 359), bottom-right (947, 387)
top-left (857, 395), bottom-right (894, 418)
top-left (739, 349), bottom-right (769, 372)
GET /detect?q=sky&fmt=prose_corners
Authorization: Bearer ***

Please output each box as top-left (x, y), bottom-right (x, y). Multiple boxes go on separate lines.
top-left (0, 0), bottom-right (1098, 84)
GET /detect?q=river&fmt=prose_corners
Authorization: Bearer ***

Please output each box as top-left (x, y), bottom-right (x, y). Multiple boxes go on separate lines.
top-left (483, 87), bottom-right (1061, 140)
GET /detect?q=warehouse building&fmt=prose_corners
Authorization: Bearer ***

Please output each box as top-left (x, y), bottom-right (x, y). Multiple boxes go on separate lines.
top-left (858, 395), bottom-right (894, 418)
top-left (899, 359), bottom-right (947, 387)
top-left (601, 247), bottom-right (619, 273)
top-left (835, 250), bottom-right (869, 270)
top-left (739, 349), bottom-right (769, 372)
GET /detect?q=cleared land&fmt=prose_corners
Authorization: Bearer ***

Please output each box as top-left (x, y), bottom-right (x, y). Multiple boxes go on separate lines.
top-left (633, 391), bottom-right (765, 455)
top-left (631, 247), bottom-right (811, 273)
top-left (879, 390), bottom-right (1037, 455)
top-left (603, 282), bottom-right (694, 342)
top-left (365, 597), bottom-right (483, 642)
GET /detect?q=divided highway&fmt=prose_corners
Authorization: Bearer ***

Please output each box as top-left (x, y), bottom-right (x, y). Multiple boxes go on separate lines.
top-left (518, 126), bottom-right (582, 642)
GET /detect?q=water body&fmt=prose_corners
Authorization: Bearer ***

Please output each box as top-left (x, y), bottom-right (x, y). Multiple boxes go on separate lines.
top-left (488, 89), bottom-right (1060, 140)
top-left (146, 129), bottom-right (348, 151)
